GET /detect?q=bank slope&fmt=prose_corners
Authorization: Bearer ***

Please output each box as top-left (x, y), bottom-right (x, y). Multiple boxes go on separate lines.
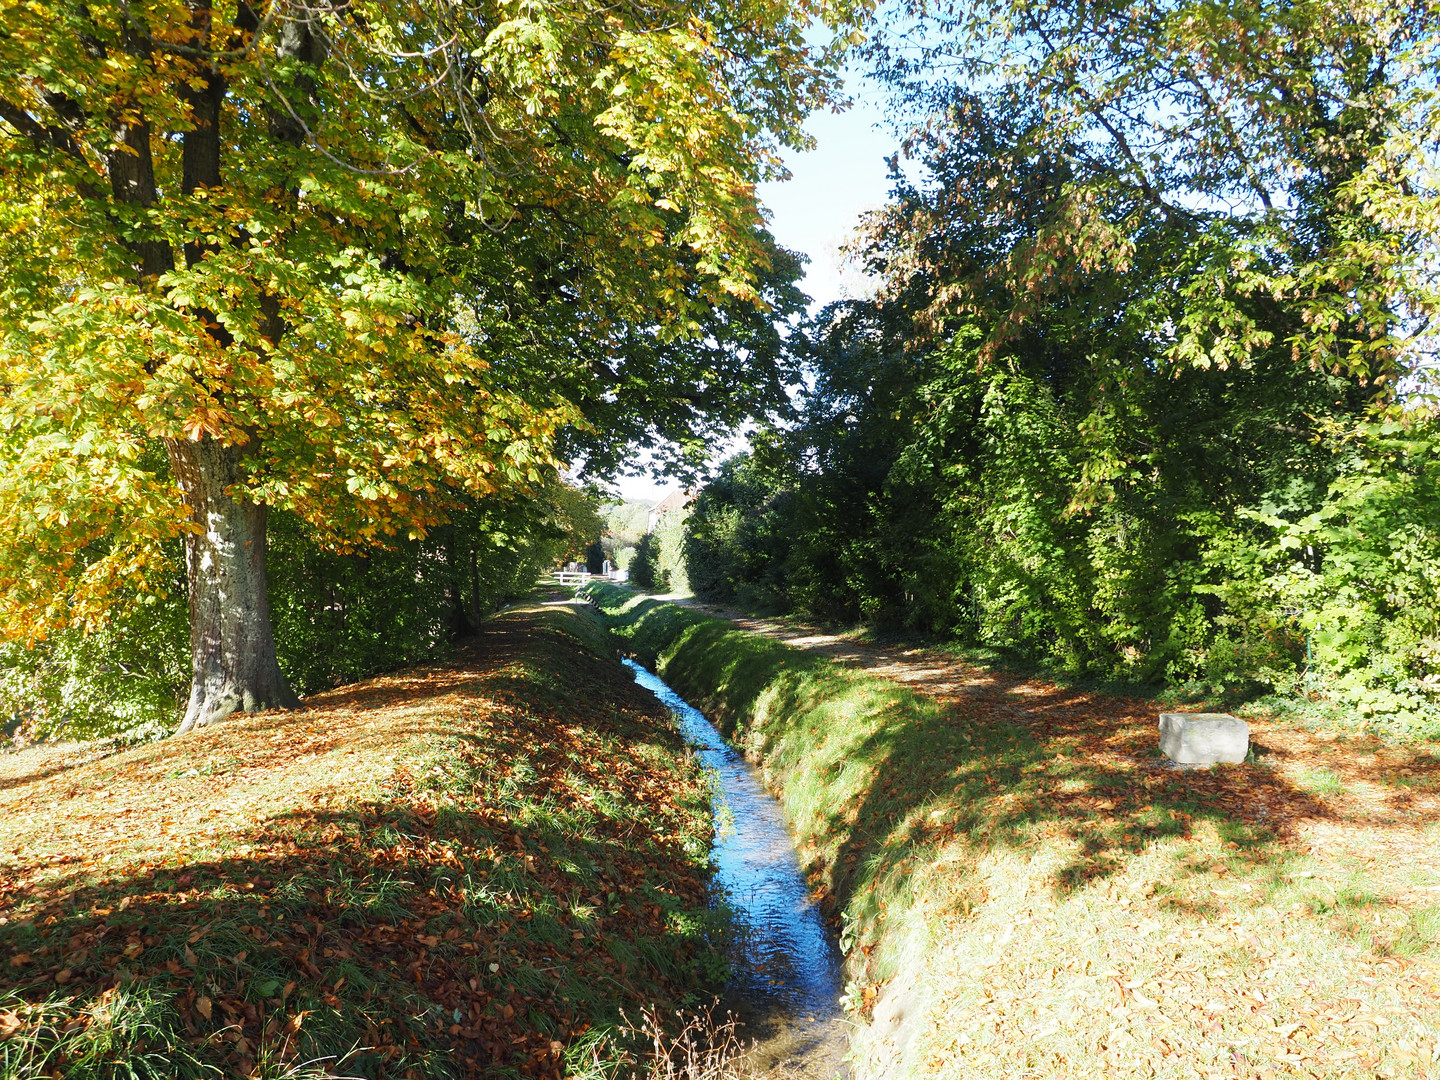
top-left (584, 582), bottom-right (1440, 1080)
top-left (0, 602), bottom-right (718, 1079)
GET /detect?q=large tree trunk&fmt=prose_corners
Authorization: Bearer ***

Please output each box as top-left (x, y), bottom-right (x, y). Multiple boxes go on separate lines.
top-left (167, 438), bottom-right (299, 734)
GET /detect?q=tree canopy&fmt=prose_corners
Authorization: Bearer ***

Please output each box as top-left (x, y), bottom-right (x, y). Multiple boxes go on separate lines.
top-left (674, 0), bottom-right (1440, 737)
top-left (0, 0), bottom-right (850, 729)
top-left (867, 0), bottom-right (1440, 387)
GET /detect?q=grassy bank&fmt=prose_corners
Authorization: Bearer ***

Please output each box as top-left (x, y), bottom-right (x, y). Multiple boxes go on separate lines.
top-left (583, 582), bottom-right (1440, 1080)
top-left (0, 601), bottom-right (720, 1079)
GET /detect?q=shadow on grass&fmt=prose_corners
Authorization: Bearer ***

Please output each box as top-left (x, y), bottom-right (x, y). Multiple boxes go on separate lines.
top-left (0, 606), bottom-right (721, 1080)
top-left (0, 754), bottom-right (115, 795)
top-left (583, 584), bottom-right (1440, 931)
top-left (2, 807), bottom-right (708, 1079)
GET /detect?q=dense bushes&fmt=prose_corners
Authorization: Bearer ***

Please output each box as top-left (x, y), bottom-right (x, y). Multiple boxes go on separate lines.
top-left (1, 486), bottom-right (602, 742)
top-left (627, 508), bottom-right (691, 594)
top-left (682, 386), bottom-right (1440, 739)
top-left (670, 3), bottom-right (1440, 740)
top-left (682, 456), bottom-right (794, 612)
top-left (675, 254), bottom-right (1440, 739)
top-left (628, 532), bottom-right (662, 591)
top-left (667, 18), bottom-right (1440, 739)
top-left (683, 407), bottom-right (1440, 738)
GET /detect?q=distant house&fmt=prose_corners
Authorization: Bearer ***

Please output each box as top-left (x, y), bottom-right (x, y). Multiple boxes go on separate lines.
top-left (647, 489), bottom-right (692, 533)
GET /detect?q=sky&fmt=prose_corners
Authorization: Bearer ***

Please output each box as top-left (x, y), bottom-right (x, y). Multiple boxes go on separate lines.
top-left (610, 74), bottom-right (900, 504)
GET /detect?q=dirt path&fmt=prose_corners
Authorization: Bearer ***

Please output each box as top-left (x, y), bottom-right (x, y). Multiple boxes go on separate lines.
top-left (670, 597), bottom-right (1440, 908)
top-left (671, 598), bottom-right (1050, 702)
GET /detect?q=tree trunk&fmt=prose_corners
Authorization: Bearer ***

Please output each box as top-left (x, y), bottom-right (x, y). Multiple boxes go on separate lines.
top-left (443, 526), bottom-right (474, 639)
top-left (167, 438), bottom-right (299, 734)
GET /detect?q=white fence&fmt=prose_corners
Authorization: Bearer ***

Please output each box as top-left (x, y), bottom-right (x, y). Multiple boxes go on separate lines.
top-left (551, 568), bottom-right (628, 586)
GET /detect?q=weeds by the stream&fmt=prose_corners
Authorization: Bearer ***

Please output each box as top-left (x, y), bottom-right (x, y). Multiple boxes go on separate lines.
top-left (0, 602), bottom-right (725, 1079)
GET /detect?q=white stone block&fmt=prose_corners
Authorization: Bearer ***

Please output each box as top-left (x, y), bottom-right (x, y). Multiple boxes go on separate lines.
top-left (1158, 712), bottom-right (1249, 765)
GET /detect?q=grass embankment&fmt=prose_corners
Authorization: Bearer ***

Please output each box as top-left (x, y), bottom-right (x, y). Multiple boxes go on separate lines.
top-left (583, 582), bottom-right (1440, 1080)
top-left (0, 601), bottom-right (721, 1079)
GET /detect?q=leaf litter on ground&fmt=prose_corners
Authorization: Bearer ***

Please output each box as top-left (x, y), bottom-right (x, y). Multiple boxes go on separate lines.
top-left (0, 602), bottom-right (723, 1079)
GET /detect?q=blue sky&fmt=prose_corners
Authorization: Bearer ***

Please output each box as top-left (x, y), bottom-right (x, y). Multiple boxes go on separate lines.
top-left (611, 74), bottom-right (900, 503)
top-left (757, 75), bottom-right (898, 311)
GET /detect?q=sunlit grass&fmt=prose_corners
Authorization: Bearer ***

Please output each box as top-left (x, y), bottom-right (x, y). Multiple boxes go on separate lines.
top-left (1296, 766), bottom-right (1346, 796)
top-left (585, 582), bottom-right (1440, 1080)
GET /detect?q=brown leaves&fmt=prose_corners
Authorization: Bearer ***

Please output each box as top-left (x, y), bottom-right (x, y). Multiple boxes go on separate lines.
top-left (0, 607), bottom-right (716, 1080)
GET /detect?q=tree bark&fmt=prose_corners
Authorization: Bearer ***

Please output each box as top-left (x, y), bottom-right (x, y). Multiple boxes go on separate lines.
top-left (443, 526), bottom-right (474, 638)
top-left (167, 438), bottom-right (299, 734)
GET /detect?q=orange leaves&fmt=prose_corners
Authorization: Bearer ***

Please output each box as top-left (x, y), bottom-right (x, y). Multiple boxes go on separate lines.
top-left (180, 407), bottom-right (240, 443)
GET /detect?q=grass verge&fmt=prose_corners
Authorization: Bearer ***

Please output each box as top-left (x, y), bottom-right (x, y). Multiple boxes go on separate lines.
top-left (583, 581), bottom-right (1440, 1080)
top-left (0, 601), bottom-right (721, 1079)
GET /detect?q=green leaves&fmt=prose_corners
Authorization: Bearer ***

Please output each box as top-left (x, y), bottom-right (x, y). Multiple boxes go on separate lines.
top-left (867, 0), bottom-right (1440, 387)
top-left (0, 0), bottom-right (843, 646)
top-left (673, 1), bottom-right (1440, 733)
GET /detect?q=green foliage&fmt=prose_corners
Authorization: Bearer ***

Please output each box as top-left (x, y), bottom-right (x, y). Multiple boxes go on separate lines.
top-left (584, 540), bottom-right (606, 575)
top-left (704, 303), bottom-right (1440, 733)
top-left (673, 7), bottom-right (1440, 737)
top-left (626, 505), bottom-right (692, 594)
top-left (0, 984), bottom-right (214, 1080)
top-left (1208, 417), bottom-right (1440, 737)
top-left (653, 513), bottom-right (692, 596)
top-left (2, 484), bottom-right (601, 741)
top-left (0, 0), bottom-right (844, 725)
top-left (682, 455), bottom-right (793, 611)
top-left (629, 533), bottom-right (662, 592)
top-left (601, 501), bottom-right (654, 547)
top-left (0, 567), bottom-right (190, 742)
top-left (866, 0), bottom-right (1440, 385)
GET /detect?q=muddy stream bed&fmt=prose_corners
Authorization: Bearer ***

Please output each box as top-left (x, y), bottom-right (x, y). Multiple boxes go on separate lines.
top-left (624, 660), bottom-right (848, 1078)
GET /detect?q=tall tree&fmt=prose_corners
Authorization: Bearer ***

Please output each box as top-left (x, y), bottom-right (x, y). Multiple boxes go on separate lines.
top-left (867, 0), bottom-right (1440, 389)
top-left (0, 0), bottom-right (844, 732)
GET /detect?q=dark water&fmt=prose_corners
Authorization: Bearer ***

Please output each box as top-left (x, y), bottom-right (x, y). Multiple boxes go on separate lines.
top-left (623, 660), bottom-right (847, 1077)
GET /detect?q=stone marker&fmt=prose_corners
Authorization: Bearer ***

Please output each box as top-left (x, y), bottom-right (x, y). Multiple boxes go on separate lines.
top-left (1158, 712), bottom-right (1249, 765)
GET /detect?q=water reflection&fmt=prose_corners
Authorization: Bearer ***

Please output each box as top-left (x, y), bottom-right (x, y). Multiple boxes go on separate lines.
top-left (624, 660), bottom-right (847, 1077)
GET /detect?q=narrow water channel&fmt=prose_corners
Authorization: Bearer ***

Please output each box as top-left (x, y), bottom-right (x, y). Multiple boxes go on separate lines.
top-left (623, 660), bottom-right (848, 1078)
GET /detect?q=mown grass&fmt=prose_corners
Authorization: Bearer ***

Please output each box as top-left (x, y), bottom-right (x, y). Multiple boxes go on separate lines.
top-left (0, 601), bottom-right (723, 1080)
top-left (584, 582), bottom-right (1440, 1080)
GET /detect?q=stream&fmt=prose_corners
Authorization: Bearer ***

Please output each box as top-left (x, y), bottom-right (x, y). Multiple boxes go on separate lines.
top-left (623, 660), bottom-right (848, 1078)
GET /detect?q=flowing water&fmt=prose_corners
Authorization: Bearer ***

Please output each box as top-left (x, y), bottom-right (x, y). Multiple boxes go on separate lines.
top-left (623, 660), bottom-right (848, 1078)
